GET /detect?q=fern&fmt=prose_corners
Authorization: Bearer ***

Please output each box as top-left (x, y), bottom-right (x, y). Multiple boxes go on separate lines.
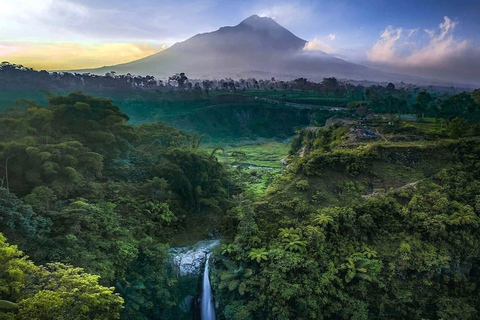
top-left (0, 300), bottom-right (18, 310)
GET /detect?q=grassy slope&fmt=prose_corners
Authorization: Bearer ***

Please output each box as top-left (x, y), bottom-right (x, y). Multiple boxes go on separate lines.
top-left (263, 132), bottom-right (463, 217)
top-left (204, 141), bottom-right (290, 168)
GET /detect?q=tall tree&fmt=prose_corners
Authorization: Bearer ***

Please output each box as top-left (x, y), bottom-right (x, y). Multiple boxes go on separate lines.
top-left (414, 91), bottom-right (433, 118)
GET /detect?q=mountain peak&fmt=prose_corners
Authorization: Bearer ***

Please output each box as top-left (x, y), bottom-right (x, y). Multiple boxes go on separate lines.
top-left (240, 14), bottom-right (280, 29)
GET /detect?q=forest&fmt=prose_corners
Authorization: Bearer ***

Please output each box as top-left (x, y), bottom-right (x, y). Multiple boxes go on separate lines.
top-left (0, 92), bottom-right (236, 319)
top-left (1, 74), bottom-right (480, 319)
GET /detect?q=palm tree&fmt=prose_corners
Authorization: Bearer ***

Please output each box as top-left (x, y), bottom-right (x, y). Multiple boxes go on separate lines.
top-left (341, 257), bottom-right (364, 283)
top-left (449, 204), bottom-right (477, 226)
top-left (191, 132), bottom-right (206, 149)
top-left (340, 253), bottom-right (380, 283)
top-left (210, 147), bottom-right (224, 161)
top-left (221, 243), bottom-right (235, 255)
top-left (313, 213), bottom-right (334, 226)
top-left (0, 300), bottom-right (17, 311)
top-left (278, 227), bottom-right (299, 239)
top-left (278, 228), bottom-right (307, 253)
top-left (283, 237), bottom-right (307, 253)
top-left (282, 234), bottom-right (307, 253)
top-left (362, 246), bottom-right (377, 259)
top-left (218, 267), bottom-right (253, 296)
top-left (249, 248), bottom-right (268, 263)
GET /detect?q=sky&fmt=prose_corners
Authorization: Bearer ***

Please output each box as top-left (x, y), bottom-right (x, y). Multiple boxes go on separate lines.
top-left (1, 0), bottom-right (479, 83)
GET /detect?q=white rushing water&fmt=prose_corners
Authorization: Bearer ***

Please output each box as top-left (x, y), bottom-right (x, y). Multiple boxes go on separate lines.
top-left (201, 253), bottom-right (216, 320)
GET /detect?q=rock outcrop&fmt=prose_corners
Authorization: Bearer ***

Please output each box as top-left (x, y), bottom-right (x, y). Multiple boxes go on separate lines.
top-left (169, 239), bottom-right (220, 277)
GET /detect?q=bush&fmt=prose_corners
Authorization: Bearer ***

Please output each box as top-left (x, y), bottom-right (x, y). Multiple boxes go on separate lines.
top-left (295, 179), bottom-right (309, 191)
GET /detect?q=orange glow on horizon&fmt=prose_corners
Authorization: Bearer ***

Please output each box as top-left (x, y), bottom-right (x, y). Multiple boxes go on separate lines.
top-left (0, 42), bottom-right (168, 70)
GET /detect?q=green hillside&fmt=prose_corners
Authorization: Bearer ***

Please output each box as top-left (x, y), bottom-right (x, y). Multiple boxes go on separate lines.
top-left (212, 121), bottom-right (480, 320)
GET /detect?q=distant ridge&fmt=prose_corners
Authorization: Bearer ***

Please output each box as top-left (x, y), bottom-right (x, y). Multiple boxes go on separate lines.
top-left (79, 15), bottom-right (433, 83)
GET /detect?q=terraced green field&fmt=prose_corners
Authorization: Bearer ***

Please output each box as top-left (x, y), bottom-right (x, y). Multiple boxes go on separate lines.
top-left (204, 141), bottom-right (290, 168)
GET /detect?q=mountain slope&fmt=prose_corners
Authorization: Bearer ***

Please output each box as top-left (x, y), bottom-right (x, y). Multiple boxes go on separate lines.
top-left (82, 15), bottom-right (415, 82)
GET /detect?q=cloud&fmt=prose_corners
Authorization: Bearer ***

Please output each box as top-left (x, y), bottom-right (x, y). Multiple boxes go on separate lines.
top-left (424, 29), bottom-right (435, 39)
top-left (303, 38), bottom-right (335, 53)
top-left (407, 29), bottom-right (418, 38)
top-left (0, 0), bottom-right (90, 40)
top-left (304, 33), bottom-right (338, 54)
top-left (367, 26), bottom-right (403, 62)
top-left (0, 42), bottom-right (167, 70)
top-left (2, 0), bottom-right (53, 19)
top-left (0, 0), bottom-right (221, 44)
top-left (367, 16), bottom-right (469, 67)
top-left (366, 16), bottom-right (480, 85)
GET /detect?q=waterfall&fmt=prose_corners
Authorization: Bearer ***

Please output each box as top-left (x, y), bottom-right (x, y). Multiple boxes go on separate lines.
top-left (201, 253), bottom-right (216, 320)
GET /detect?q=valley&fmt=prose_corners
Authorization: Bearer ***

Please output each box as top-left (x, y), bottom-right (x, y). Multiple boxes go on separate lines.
top-left (1, 6), bottom-right (480, 320)
top-left (1, 81), bottom-right (479, 319)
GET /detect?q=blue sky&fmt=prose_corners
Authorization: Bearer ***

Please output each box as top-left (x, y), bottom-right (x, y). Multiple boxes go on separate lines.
top-left (1, 0), bottom-right (479, 83)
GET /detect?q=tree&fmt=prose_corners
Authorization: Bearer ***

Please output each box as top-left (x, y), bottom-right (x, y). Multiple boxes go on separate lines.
top-left (414, 91), bottom-right (433, 119)
top-left (0, 157), bottom-right (11, 191)
top-left (0, 233), bottom-right (123, 320)
top-left (282, 234), bottom-right (307, 253)
top-left (386, 82), bottom-right (395, 90)
top-left (439, 92), bottom-right (478, 121)
top-left (218, 267), bottom-right (253, 296)
top-left (340, 253), bottom-right (381, 283)
top-left (24, 186), bottom-right (57, 213)
top-left (249, 248), bottom-right (268, 263)
top-left (279, 228), bottom-right (307, 253)
top-left (472, 88), bottom-right (480, 106)
top-left (0, 233), bottom-right (36, 304)
top-left (448, 117), bottom-right (470, 137)
top-left (0, 188), bottom-right (50, 241)
top-left (221, 243), bottom-right (235, 255)
top-left (142, 201), bottom-right (175, 223)
top-left (44, 200), bottom-right (137, 282)
top-left (18, 263), bottom-right (124, 320)
top-left (202, 80), bottom-right (212, 96)
top-left (313, 212), bottom-right (334, 226)
top-left (210, 147), bottom-right (224, 161)
top-left (321, 77), bottom-right (338, 96)
top-left (168, 73), bottom-right (188, 90)
top-left (191, 132), bottom-right (206, 149)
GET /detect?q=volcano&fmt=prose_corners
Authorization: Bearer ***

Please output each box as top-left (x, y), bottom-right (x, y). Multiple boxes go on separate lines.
top-left (84, 15), bottom-right (409, 82)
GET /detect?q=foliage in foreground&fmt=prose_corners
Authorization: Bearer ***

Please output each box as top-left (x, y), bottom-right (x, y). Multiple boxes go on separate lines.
top-left (0, 233), bottom-right (123, 320)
